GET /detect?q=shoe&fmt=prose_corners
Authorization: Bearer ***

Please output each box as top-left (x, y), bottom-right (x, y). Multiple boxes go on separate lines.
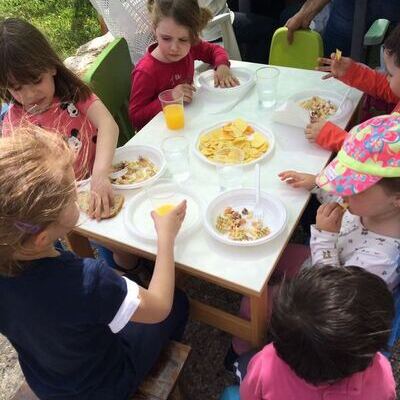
top-left (224, 344), bottom-right (239, 373)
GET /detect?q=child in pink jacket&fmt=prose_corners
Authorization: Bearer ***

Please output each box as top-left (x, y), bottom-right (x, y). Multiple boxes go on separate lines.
top-left (239, 266), bottom-right (396, 400)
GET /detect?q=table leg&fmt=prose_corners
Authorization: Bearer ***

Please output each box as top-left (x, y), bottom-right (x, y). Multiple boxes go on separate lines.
top-left (250, 287), bottom-right (268, 347)
top-left (65, 232), bottom-right (94, 258)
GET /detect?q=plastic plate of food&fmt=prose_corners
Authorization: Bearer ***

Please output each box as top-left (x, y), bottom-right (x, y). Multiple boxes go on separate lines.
top-left (198, 67), bottom-right (255, 93)
top-left (124, 180), bottom-right (203, 242)
top-left (288, 89), bottom-right (353, 122)
top-left (194, 118), bottom-right (275, 167)
top-left (204, 188), bottom-right (287, 247)
top-left (110, 145), bottom-right (166, 190)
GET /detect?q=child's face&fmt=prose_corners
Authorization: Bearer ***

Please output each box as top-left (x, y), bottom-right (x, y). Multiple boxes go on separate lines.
top-left (342, 183), bottom-right (399, 218)
top-left (8, 69), bottom-right (56, 114)
top-left (154, 17), bottom-right (191, 63)
top-left (384, 50), bottom-right (400, 97)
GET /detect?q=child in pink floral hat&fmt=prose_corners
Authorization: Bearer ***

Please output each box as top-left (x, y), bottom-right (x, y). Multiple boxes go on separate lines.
top-left (229, 113), bottom-right (400, 363)
top-left (281, 113), bottom-right (400, 289)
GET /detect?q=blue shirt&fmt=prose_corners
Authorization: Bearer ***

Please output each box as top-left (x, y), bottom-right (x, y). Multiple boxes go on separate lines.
top-left (0, 251), bottom-right (137, 399)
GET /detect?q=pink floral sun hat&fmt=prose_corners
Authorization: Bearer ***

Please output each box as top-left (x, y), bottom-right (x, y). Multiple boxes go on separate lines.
top-left (316, 113), bottom-right (400, 196)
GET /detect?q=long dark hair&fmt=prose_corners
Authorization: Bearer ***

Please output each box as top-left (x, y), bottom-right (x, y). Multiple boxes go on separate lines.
top-left (270, 266), bottom-right (394, 385)
top-left (0, 18), bottom-right (92, 104)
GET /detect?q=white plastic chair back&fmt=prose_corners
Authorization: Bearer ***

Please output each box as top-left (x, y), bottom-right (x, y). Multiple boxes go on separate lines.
top-left (89, 0), bottom-right (155, 64)
top-left (207, 13), bottom-right (242, 61)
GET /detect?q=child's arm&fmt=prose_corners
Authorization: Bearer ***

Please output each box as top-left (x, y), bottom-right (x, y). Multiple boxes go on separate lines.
top-left (130, 201), bottom-right (187, 323)
top-left (278, 170), bottom-right (317, 190)
top-left (192, 41), bottom-right (239, 88)
top-left (86, 100), bottom-right (119, 221)
top-left (318, 54), bottom-right (399, 104)
top-left (129, 69), bottom-right (163, 131)
top-left (305, 120), bottom-right (348, 152)
top-left (310, 203), bottom-right (345, 267)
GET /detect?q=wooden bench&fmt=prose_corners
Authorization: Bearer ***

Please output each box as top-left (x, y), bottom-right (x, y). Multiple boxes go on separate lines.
top-left (12, 341), bottom-right (191, 400)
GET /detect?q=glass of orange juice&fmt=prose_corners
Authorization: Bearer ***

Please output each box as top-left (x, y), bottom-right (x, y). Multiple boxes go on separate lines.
top-left (146, 179), bottom-right (177, 216)
top-left (158, 89), bottom-right (185, 130)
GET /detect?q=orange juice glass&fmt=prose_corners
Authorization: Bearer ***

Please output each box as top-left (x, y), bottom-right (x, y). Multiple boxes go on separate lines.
top-left (158, 89), bottom-right (185, 130)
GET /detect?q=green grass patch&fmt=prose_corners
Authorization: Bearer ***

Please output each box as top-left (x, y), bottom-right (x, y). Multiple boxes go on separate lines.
top-left (0, 0), bottom-right (101, 59)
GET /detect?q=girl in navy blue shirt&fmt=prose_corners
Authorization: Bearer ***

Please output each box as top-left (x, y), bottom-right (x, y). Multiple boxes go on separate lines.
top-left (0, 125), bottom-right (189, 399)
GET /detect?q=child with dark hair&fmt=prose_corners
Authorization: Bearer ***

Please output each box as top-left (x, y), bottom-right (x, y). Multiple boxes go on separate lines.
top-left (239, 266), bottom-right (396, 400)
top-left (305, 22), bottom-right (400, 151)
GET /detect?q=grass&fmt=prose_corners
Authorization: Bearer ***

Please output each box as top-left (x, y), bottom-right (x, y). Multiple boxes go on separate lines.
top-left (0, 0), bottom-right (101, 59)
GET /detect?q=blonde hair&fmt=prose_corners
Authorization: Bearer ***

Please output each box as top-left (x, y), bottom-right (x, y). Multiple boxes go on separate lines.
top-left (0, 125), bottom-right (76, 276)
top-left (148, 0), bottom-right (212, 43)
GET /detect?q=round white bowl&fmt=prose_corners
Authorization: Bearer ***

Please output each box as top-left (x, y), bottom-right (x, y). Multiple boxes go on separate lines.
top-left (204, 188), bottom-right (287, 247)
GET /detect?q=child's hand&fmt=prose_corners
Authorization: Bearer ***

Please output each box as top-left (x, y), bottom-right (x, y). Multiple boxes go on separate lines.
top-left (279, 170), bottom-right (316, 190)
top-left (214, 65), bottom-right (240, 88)
top-left (317, 53), bottom-right (353, 80)
top-left (151, 200), bottom-right (187, 242)
top-left (305, 120), bottom-right (326, 143)
top-left (172, 83), bottom-right (196, 103)
top-left (316, 203), bottom-right (345, 233)
top-left (89, 174), bottom-right (114, 221)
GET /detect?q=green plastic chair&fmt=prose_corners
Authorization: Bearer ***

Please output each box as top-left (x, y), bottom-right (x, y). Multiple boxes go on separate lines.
top-left (269, 27), bottom-right (323, 70)
top-left (83, 37), bottom-right (134, 146)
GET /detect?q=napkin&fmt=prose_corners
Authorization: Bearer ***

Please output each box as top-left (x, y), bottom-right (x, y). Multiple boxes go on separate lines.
top-left (271, 100), bottom-right (310, 129)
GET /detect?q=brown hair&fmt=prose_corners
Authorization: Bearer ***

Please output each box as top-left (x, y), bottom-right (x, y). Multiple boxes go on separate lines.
top-left (271, 266), bottom-right (394, 385)
top-left (147, 0), bottom-right (212, 44)
top-left (0, 125), bottom-right (76, 277)
top-left (378, 177), bottom-right (400, 194)
top-left (0, 18), bottom-right (92, 104)
top-left (384, 23), bottom-right (400, 67)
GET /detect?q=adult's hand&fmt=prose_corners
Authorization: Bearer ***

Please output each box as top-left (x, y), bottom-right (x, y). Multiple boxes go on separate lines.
top-left (285, 12), bottom-right (314, 44)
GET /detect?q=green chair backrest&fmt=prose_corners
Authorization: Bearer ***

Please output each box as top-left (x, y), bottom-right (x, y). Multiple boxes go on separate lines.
top-left (83, 37), bottom-right (134, 146)
top-left (269, 27), bottom-right (323, 70)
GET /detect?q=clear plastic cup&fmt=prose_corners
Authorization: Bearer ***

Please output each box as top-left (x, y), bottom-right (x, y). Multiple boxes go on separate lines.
top-left (162, 136), bottom-right (190, 183)
top-left (145, 179), bottom-right (178, 216)
top-left (256, 67), bottom-right (280, 109)
top-left (215, 147), bottom-right (245, 191)
top-left (158, 89), bottom-right (185, 130)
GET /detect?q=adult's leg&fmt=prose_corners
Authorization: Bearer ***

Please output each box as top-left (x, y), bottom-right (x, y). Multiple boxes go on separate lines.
top-left (232, 12), bottom-right (276, 64)
top-left (118, 289), bottom-right (189, 393)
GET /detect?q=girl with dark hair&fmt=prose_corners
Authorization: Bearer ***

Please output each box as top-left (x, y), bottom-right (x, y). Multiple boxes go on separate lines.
top-left (239, 266), bottom-right (396, 399)
top-left (0, 18), bottom-right (118, 221)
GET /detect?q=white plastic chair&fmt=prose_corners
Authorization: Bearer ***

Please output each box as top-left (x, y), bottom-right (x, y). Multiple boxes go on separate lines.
top-left (89, 0), bottom-right (155, 64)
top-left (207, 13), bottom-right (242, 61)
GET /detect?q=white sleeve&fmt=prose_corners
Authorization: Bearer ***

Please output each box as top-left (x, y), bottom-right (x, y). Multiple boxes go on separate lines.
top-left (310, 225), bottom-right (340, 267)
top-left (108, 277), bottom-right (140, 333)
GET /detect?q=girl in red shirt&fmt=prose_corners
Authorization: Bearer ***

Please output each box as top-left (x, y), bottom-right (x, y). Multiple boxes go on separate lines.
top-left (129, 0), bottom-right (239, 130)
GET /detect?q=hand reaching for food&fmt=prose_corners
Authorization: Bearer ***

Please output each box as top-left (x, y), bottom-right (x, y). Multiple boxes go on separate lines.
top-left (278, 170), bottom-right (316, 191)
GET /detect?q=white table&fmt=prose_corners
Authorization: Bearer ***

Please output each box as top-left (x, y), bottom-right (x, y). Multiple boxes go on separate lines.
top-left (70, 61), bottom-right (363, 346)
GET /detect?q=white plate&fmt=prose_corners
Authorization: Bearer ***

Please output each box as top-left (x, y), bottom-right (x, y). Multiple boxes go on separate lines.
top-left (204, 188), bottom-right (287, 247)
top-left (288, 89), bottom-right (353, 121)
top-left (198, 67), bottom-right (255, 93)
top-left (124, 181), bottom-right (202, 242)
top-left (193, 120), bottom-right (275, 167)
top-left (111, 145), bottom-right (166, 190)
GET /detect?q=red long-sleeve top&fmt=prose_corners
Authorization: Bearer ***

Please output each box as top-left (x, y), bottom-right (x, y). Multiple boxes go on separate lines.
top-left (316, 61), bottom-right (400, 152)
top-left (129, 41), bottom-right (230, 130)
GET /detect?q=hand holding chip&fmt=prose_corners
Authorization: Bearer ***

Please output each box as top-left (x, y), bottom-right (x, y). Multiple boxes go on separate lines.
top-left (316, 50), bottom-right (353, 80)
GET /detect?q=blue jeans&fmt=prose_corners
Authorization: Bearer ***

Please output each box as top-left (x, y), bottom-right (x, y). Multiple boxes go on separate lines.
top-left (324, 0), bottom-right (400, 56)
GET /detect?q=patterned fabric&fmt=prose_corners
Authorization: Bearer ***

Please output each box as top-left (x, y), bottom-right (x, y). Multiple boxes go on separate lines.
top-left (310, 211), bottom-right (400, 291)
top-left (317, 113), bottom-right (400, 196)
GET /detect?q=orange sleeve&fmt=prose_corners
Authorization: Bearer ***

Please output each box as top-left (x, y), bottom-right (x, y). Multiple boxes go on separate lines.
top-left (316, 121), bottom-right (347, 152)
top-left (340, 62), bottom-right (399, 104)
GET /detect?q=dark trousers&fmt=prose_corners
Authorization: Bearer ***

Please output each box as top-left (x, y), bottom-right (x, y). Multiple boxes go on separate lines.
top-left (232, 11), bottom-right (276, 64)
top-left (119, 289), bottom-right (189, 395)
